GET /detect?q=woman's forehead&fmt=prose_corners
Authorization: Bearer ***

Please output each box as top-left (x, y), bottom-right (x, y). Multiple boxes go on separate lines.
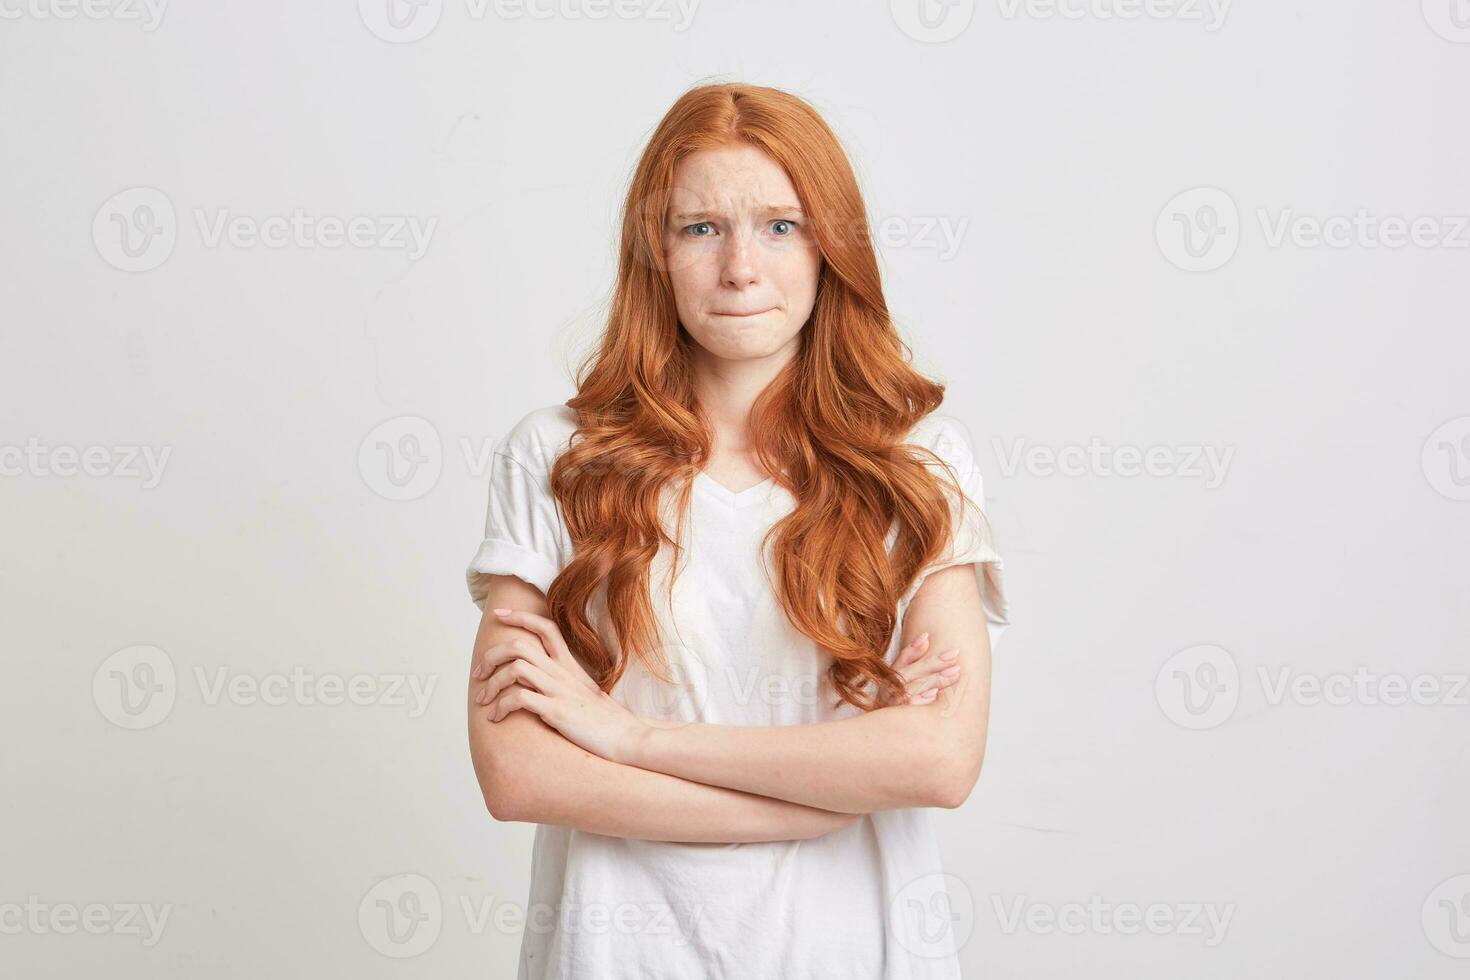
top-left (671, 145), bottom-right (797, 197)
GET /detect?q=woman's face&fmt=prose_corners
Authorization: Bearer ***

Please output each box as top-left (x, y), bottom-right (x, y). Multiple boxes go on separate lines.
top-left (662, 143), bottom-right (822, 364)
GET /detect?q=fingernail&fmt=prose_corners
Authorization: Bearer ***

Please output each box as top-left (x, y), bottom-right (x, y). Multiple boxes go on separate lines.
top-left (916, 632), bottom-right (929, 646)
top-left (940, 664), bottom-right (960, 677)
top-left (939, 649), bottom-right (959, 661)
top-left (492, 608), bottom-right (512, 616)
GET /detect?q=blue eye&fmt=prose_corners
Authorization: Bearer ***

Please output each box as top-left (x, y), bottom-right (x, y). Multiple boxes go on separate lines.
top-left (686, 222), bottom-right (715, 237)
top-left (771, 219), bottom-right (797, 235)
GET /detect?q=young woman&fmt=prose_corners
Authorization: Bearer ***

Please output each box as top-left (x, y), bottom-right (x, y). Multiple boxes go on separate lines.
top-left (465, 82), bottom-right (1010, 980)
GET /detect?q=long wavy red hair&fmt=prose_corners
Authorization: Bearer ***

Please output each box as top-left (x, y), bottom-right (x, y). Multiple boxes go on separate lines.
top-left (543, 81), bottom-right (982, 712)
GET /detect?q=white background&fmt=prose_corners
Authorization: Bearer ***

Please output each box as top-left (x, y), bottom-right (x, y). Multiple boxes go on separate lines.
top-left (2, 1), bottom-right (1467, 977)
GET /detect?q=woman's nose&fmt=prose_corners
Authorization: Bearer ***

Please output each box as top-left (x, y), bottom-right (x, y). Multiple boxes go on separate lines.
top-left (720, 233), bottom-right (759, 286)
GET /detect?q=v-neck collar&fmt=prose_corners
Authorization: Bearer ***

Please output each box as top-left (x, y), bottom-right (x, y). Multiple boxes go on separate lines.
top-left (694, 470), bottom-right (778, 508)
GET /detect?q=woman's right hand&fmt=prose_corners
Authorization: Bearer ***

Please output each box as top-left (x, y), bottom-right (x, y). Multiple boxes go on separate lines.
top-left (476, 607), bottom-right (603, 695)
top-left (881, 632), bottom-right (962, 707)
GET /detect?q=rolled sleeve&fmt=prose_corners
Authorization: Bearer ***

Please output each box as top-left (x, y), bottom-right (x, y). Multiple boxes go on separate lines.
top-left (465, 447), bottom-right (569, 609)
top-left (900, 416), bottom-right (1012, 653)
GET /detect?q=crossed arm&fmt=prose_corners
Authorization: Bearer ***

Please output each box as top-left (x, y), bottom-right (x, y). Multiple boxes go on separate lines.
top-left (467, 564), bottom-right (993, 840)
top-left (468, 573), bottom-right (859, 843)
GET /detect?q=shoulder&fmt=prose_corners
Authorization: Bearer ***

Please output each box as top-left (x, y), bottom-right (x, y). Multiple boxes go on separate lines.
top-left (904, 412), bottom-right (979, 475)
top-left (497, 403), bottom-right (579, 473)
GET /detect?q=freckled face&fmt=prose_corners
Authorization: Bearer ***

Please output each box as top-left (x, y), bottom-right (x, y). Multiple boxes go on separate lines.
top-left (662, 143), bottom-right (822, 363)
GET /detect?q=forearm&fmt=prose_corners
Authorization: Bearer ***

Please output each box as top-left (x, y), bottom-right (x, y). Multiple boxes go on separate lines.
top-left (626, 566), bottom-right (997, 813)
top-left (630, 706), bottom-right (949, 814)
top-left (471, 694), bottom-right (861, 843)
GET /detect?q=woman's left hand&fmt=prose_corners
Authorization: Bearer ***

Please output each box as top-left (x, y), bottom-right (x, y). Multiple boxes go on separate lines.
top-left (474, 608), bottom-right (649, 765)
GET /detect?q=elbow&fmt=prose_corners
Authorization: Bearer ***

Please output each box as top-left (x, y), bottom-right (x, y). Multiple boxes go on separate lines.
top-left (928, 749), bottom-right (985, 810)
top-left (483, 780), bottom-right (523, 822)
top-left (487, 797), bottom-right (526, 824)
top-left (473, 741), bottom-right (542, 823)
top-left (470, 692), bottom-right (549, 823)
top-left (482, 769), bottom-right (538, 823)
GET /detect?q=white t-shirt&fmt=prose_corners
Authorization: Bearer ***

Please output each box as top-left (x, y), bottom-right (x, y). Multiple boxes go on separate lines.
top-left (466, 403), bottom-right (1010, 980)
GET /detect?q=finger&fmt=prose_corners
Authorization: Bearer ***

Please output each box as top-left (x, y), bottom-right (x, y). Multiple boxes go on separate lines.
top-left (491, 608), bottom-right (576, 663)
top-left (911, 644), bottom-right (960, 677)
top-left (905, 645), bottom-right (960, 685)
top-left (908, 688), bottom-right (939, 705)
top-left (904, 655), bottom-right (962, 698)
top-left (882, 658), bottom-right (926, 705)
top-left (910, 675), bottom-right (956, 701)
top-left (891, 632), bottom-right (930, 671)
top-left (489, 685), bottom-right (551, 723)
top-left (473, 636), bottom-right (554, 681)
top-left (478, 658), bottom-right (557, 705)
top-left (492, 608), bottom-right (602, 692)
top-left (473, 639), bottom-right (544, 683)
top-left (892, 642), bottom-right (931, 688)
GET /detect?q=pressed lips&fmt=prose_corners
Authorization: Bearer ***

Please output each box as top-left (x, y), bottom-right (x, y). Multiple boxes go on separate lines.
top-left (713, 307), bottom-right (773, 317)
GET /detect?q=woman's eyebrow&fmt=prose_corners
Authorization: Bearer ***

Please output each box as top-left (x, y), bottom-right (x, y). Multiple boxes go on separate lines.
top-left (669, 204), bottom-right (805, 222)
